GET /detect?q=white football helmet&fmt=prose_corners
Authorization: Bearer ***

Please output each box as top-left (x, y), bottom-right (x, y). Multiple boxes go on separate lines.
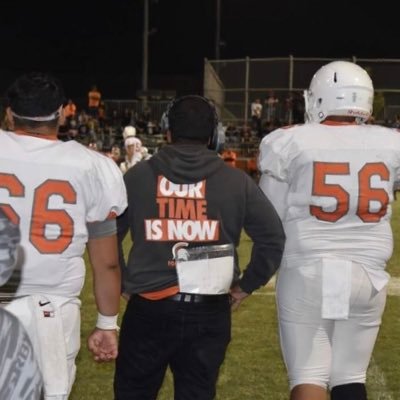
top-left (122, 125), bottom-right (136, 140)
top-left (304, 61), bottom-right (374, 123)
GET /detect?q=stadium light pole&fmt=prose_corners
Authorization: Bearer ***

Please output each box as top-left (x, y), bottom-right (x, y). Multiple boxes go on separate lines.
top-left (142, 0), bottom-right (149, 93)
top-left (215, 0), bottom-right (221, 61)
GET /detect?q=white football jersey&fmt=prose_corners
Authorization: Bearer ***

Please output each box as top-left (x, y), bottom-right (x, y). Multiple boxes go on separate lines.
top-left (0, 130), bottom-right (127, 297)
top-left (259, 122), bottom-right (400, 277)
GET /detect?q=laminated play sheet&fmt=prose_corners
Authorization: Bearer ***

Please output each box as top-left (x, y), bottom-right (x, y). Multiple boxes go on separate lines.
top-left (174, 243), bottom-right (234, 294)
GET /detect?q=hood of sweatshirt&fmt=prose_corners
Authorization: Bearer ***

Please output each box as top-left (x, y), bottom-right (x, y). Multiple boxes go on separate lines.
top-left (150, 144), bottom-right (225, 184)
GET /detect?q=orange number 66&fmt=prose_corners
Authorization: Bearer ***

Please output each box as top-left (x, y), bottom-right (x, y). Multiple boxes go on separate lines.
top-left (0, 173), bottom-right (76, 254)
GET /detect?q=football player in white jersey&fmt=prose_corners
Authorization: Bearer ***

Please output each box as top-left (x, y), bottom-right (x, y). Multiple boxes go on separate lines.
top-left (0, 72), bottom-right (127, 399)
top-left (258, 61), bottom-right (400, 400)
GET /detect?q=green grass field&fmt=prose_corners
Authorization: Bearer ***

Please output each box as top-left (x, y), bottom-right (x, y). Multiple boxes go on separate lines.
top-left (70, 201), bottom-right (400, 400)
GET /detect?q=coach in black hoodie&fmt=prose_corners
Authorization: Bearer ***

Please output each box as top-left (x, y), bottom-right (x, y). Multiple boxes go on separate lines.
top-left (114, 95), bottom-right (285, 400)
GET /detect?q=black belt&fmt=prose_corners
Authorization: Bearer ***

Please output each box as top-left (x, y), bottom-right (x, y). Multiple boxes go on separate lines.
top-left (165, 293), bottom-right (229, 304)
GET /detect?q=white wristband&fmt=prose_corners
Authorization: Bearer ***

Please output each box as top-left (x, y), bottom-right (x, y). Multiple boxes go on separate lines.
top-left (96, 312), bottom-right (119, 331)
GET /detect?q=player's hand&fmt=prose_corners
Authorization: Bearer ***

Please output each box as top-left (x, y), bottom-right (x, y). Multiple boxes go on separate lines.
top-left (87, 328), bottom-right (119, 362)
top-left (229, 285), bottom-right (249, 311)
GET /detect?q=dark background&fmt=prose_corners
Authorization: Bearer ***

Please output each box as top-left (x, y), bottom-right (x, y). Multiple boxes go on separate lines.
top-left (0, 0), bottom-right (397, 100)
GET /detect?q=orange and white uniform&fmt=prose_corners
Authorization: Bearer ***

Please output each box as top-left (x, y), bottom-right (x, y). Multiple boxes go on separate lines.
top-left (259, 122), bottom-right (400, 282)
top-left (258, 121), bottom-right (400, 390)
top-left (0, 130), bottom-right (127, 298)
top-left (0, 129), bottom-right (127, 398)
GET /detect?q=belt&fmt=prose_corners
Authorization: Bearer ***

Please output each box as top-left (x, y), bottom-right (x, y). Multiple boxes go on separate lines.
top-left (165, 293), bottom-right (229, 304)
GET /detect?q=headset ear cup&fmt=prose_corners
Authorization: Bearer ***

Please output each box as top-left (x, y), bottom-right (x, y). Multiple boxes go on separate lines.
top-left (208, 127), bottom-right (219, 150)
top-left (207, 98), bottom-right (220, 151)
top-left (161, 99), bottom-right (175, 132)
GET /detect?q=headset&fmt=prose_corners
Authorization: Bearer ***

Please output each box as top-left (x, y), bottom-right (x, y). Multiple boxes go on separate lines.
top-left (160, 95), bottom-right (220, 150)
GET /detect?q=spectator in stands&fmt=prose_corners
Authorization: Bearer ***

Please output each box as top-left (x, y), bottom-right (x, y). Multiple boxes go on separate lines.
top-left (283, 92), bottom-right (294, 125)
top-left (147, 120), bottom-right (156, 135)
top-left (225, 123), bottom-right (240, 144)
top-left (77, 109), bottom-right (89, 126)
top-left (121, 108), bottom-right (134, 128)
top-left (77, 122), bottom-right (90, 144)
top-left (66, 119), bottom-right (79, 140)
top-left (120, 137), bottom-right (144, 174)
top-left (141, 146), bottom-right (152, 161)
top-left (58, 99), bottom-right (78, 141)
top-left (111, 145), bottom-right (123, 164)
top-left (221, 148), bottom-right (237, 168)
top-left (63, 99), bottom-right (77, 122)
top-left (110, 109), bottom-right (122, 130)
top-left (103, 144), bottom-right (123, 166)
top-left (292, 91), bottom-right (305, 124)
top-left (98, 101), bottom-right (107, 128)
top-left (251, 98), bottom-right (262, 137)
top-left (263, 91), bottom-right (279, 124)
top-left (87, 84), bottom-right (101, 118)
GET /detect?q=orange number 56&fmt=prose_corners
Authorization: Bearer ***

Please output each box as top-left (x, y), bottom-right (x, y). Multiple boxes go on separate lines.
top-left (310, 161), bottom-right (389, 223)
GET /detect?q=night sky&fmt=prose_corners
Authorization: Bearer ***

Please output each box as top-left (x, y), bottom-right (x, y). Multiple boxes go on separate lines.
top-left (0, 0), bottom-right (398, 100)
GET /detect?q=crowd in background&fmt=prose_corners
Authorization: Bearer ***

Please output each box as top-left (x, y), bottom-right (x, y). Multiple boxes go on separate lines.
top-left (3, 84), bottom-right (398, 179)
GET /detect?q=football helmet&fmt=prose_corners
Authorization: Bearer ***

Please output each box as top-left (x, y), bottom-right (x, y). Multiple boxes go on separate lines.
top-left (122, 125), bottom-right (136, 140)
top-left (304, 61), bottom-right (374, 123)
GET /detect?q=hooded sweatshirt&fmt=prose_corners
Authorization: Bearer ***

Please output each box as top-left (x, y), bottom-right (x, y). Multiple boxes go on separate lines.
top-left (117, 143), bottom-right (285, 295)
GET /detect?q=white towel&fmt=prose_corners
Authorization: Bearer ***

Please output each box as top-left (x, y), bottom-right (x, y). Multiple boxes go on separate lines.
top-left (322, 259), bottom-right (352, 320)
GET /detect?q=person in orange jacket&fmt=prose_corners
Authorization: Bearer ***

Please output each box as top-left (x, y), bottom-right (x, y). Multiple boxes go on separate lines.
top-left (221, 148), bottom-right (237, 167)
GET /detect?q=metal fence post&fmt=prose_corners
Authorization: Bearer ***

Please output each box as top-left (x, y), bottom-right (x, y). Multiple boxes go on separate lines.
top-left (244, 56), bottom-right (250, 125)
top-left (288, 55), bottom-right (294, 125)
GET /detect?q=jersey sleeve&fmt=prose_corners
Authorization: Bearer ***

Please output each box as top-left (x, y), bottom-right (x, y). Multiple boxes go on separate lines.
top-left (85, 153), bottom-right (128, 223)
top-left (258, 128), bottom-right (293, 182)
top-left (258, 173), bottom-right (289, 220)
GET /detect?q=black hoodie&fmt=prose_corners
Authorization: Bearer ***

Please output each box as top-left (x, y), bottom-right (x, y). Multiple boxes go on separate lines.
top-left (117, 143), bottom-right (285, 295)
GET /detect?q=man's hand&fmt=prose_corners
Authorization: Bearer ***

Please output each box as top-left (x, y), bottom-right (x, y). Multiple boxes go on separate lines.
top-left (230, 285), bottom-right (249, 311)
top-left (87, 328), bottom-right (119, 362)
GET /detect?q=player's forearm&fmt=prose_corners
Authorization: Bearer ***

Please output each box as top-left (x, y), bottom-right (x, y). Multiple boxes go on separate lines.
top-left (87, 234), bottom-right (121, 316)
top-left (93, 265), bottom-right (121, 316)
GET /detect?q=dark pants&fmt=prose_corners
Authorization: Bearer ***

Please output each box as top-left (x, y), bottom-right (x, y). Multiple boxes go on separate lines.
top-left (114, 294), bottom-right (231, 400)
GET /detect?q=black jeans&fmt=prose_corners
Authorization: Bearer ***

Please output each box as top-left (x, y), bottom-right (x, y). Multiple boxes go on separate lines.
top-left (114, 294), bottom-right (231, 400)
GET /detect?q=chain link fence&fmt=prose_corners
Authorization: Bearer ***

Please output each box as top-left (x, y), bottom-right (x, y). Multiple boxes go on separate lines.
top-left (203, 56), bottom-right (400, 126)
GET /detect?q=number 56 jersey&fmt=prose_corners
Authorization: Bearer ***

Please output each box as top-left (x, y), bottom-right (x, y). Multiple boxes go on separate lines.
top-left (258, 122), bottom-right (400, 284)
top-left (0, 131), bottom-right (127, 297)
